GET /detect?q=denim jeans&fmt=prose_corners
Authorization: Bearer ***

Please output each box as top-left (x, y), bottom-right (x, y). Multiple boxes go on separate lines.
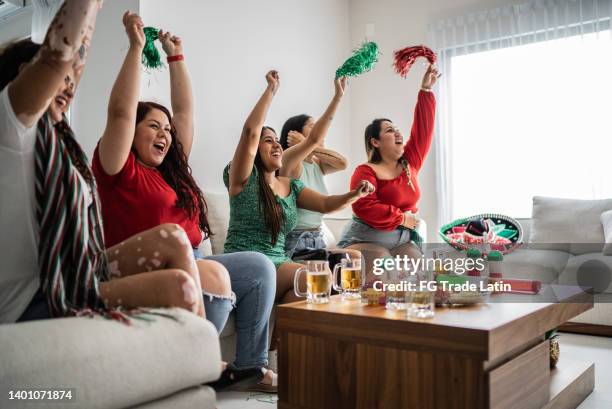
top-left (337, 218), bottom-right (422, 250)
top-left (195, 250), bottom-right (276, 370)
top-left (284, 228), bottom-right (326, 258)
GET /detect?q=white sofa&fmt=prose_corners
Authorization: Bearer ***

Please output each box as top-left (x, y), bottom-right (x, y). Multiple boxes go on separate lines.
top-left (0, 309), bottom-right (221, 409)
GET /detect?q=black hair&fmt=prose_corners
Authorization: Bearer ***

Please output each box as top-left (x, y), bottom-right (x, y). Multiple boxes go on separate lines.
top-left (280, 114), bottom-right (311, 150)
top-left (0, 39), bottom-right (41, 91)
top-left (254, 126), bottom-right (284, 245)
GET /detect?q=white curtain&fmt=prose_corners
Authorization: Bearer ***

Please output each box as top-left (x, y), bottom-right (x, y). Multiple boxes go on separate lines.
top-left (31, 0), bottom-right (64, 44)
top-left (428, 0), bottom-right (612, 225)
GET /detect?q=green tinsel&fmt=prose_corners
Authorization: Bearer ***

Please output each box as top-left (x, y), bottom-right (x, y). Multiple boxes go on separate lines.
top-left (142, 27), bottom-right (163, 70)
top-left (335, 42), bottom-right (380, 79)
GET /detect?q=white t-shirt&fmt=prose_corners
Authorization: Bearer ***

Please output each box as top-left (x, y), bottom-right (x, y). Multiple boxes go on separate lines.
top-left (0, 87), bottom-right (40, 323)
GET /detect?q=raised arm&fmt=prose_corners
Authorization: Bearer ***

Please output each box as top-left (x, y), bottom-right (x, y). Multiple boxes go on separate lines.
top-left (403, 64), bottom-right (439, 171)
top-left (97, 12), bottom-right (145, 176)
top-left (228, 70), bottom-right (279, 196)
top-left (159, 30), bottom-right (194, 157)
top-left (296, 180), bottom-right (374, 214)
top-left (8, 0), bottom-right (102, 128)
top-left (280, 77), bottom-right (346, 178)
top-left (313, 147), bottom-right (348, 175)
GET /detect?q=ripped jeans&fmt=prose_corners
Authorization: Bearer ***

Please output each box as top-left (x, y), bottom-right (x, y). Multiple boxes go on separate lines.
top-left (194, 249), bottom-right (276, 369)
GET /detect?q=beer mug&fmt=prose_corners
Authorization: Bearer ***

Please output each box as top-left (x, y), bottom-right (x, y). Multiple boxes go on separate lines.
top-left (294, 260), bottom-right (332, 304)
top-left (332, 258), bottom-right (364, 300)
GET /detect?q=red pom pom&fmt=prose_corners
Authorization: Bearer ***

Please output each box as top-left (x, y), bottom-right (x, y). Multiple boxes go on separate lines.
top-left (393, 45), bottom-right (437, 78)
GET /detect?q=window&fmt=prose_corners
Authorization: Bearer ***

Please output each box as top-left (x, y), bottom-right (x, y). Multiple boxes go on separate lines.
top-left (449, 31), bottom-right (612, 218)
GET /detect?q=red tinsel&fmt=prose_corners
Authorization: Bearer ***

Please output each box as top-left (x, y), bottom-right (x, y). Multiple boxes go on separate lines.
top-left (393, 45), bottom-right (437, 78)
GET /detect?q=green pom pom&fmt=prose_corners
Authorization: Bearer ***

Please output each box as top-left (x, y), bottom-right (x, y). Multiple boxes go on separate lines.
top-left (335, 42), bottom-right (380, 79)
top-left (142, 27), bottom-right (163, 70)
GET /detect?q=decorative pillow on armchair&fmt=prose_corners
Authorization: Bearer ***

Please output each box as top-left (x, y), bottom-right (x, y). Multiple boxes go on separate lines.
top-left (529, 196), bottom-right (612, 255)
top-left (601, 209), bottom-right (612, 256)
top-left (203, 191), bottom-right (230, 255)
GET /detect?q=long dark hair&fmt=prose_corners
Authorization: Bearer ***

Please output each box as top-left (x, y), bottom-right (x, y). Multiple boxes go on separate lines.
top-left (135, 102), bottom-right (211, 238)
top-left (254, 126), bottom-right (284, 245)
top-left (0, 39), bottom-right (40, 91)
top-left (364, 118), bottom-right (392, 164)
top-left (280, 114), bottom-right (311, 150)
top-left (0, 39), bottom-right (94, 183)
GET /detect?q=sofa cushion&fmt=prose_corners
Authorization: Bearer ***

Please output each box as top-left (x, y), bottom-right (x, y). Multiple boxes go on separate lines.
top-left (503, 248), bottom-right (570, 283)
top-left (0, 309), bottom-right (221, 409)
top-left (204, 191), bottom-right (230, 255)
top-left (558, 253), bottom-right (612, 295)
top-left (601, 209), bottom-right (612, 256)
top-left (529, 196), bottom-right (612, 254)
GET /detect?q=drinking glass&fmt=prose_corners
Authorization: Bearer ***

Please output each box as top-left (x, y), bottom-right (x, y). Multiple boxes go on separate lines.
top-left (407, 270), bottom-right (435, 319)
top-left (332, 258), bottom-right (364, 300)
top-left (294, 260), bottom-right (332, 304)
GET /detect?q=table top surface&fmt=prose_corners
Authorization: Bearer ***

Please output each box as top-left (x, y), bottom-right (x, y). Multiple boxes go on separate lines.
top-left (278, 285), bottom-right (592, 333)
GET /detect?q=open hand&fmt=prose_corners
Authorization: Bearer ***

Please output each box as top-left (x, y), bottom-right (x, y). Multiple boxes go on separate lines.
top-left (158, 29), bottom-right (183, 56)
top-left (421, 64), bottom-right (441, 90)
top-left (402, 211), bottom-right (418, 229)
top-left (266, 70), bottom-right (280, 95)
top-left (122, 11), bottom-right (145, 50)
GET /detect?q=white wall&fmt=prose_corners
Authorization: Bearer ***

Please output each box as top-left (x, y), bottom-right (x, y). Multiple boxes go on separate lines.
top-left (71, 0), bottom-right (140, 156)
top-left (0, 8), bottom-right (32, 44)
top-left (140, 0), bottom-right (351, 195)
top-left (348, 0), bottom-right (526, 241)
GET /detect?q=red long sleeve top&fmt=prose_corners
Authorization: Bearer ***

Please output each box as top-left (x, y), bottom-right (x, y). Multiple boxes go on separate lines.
top-left (351, 90), bottom-right (436, 231)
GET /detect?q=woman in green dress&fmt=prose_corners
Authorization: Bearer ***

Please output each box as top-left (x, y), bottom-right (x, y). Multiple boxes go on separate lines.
top-left (223, 71), bottom-right (374, 303)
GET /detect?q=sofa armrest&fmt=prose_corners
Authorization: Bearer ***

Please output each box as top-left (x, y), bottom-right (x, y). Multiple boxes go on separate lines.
top-left (0, 308), bottom-right (221, 409)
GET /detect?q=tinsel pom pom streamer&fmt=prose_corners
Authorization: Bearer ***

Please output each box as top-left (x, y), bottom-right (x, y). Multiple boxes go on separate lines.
top-left (335, 42), bottom-right (380, 79)
top-left (393, 45), bottom-right (437, 78)
top-left (142, 26), bottom-right (163, 70)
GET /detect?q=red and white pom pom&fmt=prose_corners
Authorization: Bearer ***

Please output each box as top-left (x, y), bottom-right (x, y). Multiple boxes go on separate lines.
top-left (393, 45), bottom-right (437, 78)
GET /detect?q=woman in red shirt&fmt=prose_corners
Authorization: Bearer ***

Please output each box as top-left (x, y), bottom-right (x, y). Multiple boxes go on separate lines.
top-left (92, 13), bottom-right (277, 390)
top-left (337, 64), bottom-right (440, 283)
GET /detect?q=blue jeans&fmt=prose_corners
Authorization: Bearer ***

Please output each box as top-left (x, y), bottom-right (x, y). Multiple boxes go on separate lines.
top-left (195, 250), bottom-right (276, 370)
top-left (284, 228), bottom-right (326, 258)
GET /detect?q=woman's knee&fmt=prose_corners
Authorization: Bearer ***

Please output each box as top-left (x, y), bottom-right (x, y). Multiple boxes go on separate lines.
top-left (242, 252), bottom-right (276, 281)
top-left (198, 260), bottom-right (232, 296)
top-left (155, 223), bottom-right (193, 255)
top-left (162, 269), bottom-right (200, 313)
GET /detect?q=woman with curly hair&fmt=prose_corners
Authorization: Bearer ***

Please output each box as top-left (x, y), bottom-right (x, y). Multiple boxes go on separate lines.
top-left (92, 12), bottom-right (276, 391)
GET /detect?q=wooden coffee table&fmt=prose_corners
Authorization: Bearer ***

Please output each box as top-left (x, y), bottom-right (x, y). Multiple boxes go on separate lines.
top-left (277, 285), bottom-right (594, 409)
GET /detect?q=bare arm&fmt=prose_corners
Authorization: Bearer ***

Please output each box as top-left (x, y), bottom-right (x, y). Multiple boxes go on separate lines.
top-left (159, 30), bottom-right (194, 157)
top-left (280, 77), bottom-right (347, 178)
top-left (296, 180), bottom-right (374, 214)
top-left (97, 12), bottom-right (145, 176)
top-left (228, 70), bottom-right (279, 196)
top-left (8, 0), bottom-right (102, 128)
top-left (313, 147), bottom-right (348, 175)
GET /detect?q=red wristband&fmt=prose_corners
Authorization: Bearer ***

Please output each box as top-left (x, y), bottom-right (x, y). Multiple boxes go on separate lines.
top-left (167, 54), bottom-right (184, 63)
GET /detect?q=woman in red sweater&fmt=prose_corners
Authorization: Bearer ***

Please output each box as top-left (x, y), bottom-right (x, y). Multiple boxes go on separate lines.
top-left (337, 64), bottom-right (439, 282)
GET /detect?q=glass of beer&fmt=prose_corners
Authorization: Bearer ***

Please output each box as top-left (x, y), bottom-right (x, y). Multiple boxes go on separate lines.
top-left (294, 260), bottom-right (332, 304)
top-left (332, 258), bottom-right (363, 300)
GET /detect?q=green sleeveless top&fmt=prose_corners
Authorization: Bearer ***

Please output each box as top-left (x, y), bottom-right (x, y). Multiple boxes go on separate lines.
top-left (223, 164), bottom-right (305, 267)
